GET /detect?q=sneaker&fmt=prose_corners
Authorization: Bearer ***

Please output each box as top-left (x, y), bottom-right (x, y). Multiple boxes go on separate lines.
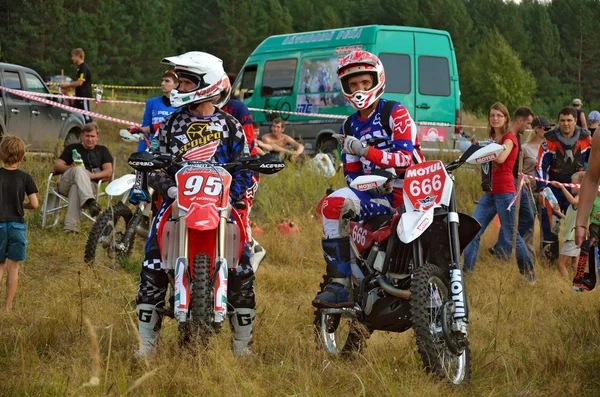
top-left (312, 283), bottom-right (352, 308)
top-left (85, 199), bottom-right (102, 217)
top-left (250, 240), bottom-right (266, 273)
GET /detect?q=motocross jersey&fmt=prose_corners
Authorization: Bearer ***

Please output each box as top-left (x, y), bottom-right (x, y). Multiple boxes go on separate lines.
top-left (222, 99), bottom-right (257, 156)
top-left (342, 98), bottom-right (424, 189)
top-left (148, 107), bottom-right (251, 202)
top-left (536, 126), bottom-right (591, 187)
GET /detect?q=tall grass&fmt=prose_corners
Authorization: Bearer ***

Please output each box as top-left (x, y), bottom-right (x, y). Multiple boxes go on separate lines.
top-left (1, 107), bottom-right (599, 396)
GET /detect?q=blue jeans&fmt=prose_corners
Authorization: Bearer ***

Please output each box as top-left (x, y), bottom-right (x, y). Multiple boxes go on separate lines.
top-left (463, 193), bottom-right (535, 278)
top-left (494, 178), bottom-right (535, 257)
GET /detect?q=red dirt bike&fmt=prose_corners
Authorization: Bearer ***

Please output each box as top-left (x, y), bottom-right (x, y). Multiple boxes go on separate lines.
top-left (127, 151), bottom-right (284, 343)
top-left (314, 142), bottom-right (505, 385)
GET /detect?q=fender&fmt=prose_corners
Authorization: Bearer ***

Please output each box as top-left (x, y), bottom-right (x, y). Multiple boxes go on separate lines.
top-left (397, 207), bottom-right (435, 244)
top-left (105, 174), bottom-right (136, 196)
top-left (185, 203), bottom-right (220, 231)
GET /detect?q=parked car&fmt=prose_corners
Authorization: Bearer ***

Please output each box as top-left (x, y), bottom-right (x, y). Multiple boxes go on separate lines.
top-left (233, 25), bottom-right (464, 155)
top-left (0, 62), bottom-right (85, 150)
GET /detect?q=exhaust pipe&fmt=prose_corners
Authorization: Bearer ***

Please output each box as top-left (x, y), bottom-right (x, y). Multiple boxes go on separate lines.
top-left (376, 275), bottom-right (411, 299)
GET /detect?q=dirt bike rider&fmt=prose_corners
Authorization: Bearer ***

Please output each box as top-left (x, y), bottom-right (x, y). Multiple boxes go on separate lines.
top-left (215, 75), bottom-right (266, 271)
top-left (134, 51), bottom-right (255, 357)
top-left (312, 50), bottom-right (424, 308)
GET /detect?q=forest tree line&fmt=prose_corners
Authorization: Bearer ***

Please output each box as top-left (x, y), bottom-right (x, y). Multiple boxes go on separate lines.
top-left (1, 0), bottom-right (600, 116)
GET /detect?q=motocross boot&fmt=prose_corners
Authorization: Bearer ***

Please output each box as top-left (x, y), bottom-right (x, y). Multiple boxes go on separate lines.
top-left (312, 237), bottom-right (353, 308)
top-left (573, 239), bottom-right (596, 292)
top-left (135, 303), bottom-right (162, 358)
top-left (230, 308), bottom-right (255, 358)
top-left (249, 239), bottom-right (267, 273)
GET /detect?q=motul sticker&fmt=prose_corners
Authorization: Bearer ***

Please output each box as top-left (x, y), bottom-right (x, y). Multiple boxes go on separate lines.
top-left (404, 160), bottom-right (447, 210)
top-left (473, 153), bottom-right (498, 164)
top-left (357, 182), bottom-right (377, 191)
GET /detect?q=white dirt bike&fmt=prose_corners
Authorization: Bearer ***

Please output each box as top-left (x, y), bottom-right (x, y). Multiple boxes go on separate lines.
top-left (314, 142), bottom-right (505, 385)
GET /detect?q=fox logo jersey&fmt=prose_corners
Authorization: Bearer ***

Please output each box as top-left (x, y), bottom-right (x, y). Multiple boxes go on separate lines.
top-left (342, 98), bottom-right (424, 189)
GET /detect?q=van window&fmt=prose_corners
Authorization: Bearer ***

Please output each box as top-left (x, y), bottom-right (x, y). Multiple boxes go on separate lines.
top-left (25, 73), bottom-right (49, 94)
top-left (379, 53), bottom-right (411, 94)
top-left (233, 65), bottom-right (257, 100)
top-left (261, 59), bottom-right (297, 97)
top-left (2, 70), bottom-right (24, 101)
top-left (418, 56), bottom-right (450, 96)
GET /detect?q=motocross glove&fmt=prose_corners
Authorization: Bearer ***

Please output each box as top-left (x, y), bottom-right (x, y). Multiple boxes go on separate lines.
top-left (333, 134), bottom-right (368, 157)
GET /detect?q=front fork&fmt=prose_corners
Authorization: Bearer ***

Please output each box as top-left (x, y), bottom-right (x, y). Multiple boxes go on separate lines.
top-left (447, 188), bottom-right (469, 333)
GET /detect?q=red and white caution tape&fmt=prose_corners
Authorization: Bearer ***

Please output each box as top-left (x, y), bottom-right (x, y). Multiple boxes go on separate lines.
top-left (26, 91), bottom-right (145, 105)
top-left (507, 177), bottom-right (527, 210)
top-left (0, 86), bottom-right (140, 127)
top-left (248, 107), bottom-right (347, 120)
top-left (518, 172), bottom-right (588, 190)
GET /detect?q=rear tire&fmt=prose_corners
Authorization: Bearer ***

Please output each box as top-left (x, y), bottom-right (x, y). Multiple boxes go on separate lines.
top-left (320, 138), bottom-right (338, 155)
top-left (179, 253), bottom-right (219, 346)
top-left (313, 275), bottom-right (371, 355)
top-left (84, 202), bottom-right (134, 266)
top-left (410, 263), bottom-right (471, 384)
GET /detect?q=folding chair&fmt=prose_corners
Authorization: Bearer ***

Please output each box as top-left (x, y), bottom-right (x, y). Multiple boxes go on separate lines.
top-left (41, 160), bottom-right (115, 229)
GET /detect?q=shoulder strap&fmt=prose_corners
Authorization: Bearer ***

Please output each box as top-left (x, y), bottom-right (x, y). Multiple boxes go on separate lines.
top-left (380, 100), bottom-right (398, 137)
top-left (343, 117), bottom-right (352, 136)
top-left (164, 111), bottom-right (178, 148)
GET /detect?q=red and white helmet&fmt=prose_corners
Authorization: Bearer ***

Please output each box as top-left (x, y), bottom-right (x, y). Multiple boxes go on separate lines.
top-left (161, 51), bottom-right (226, 108)
top-left (337, 51), bottom-right (385, 110)
top-left (214, 73), bottom-right (231, 109)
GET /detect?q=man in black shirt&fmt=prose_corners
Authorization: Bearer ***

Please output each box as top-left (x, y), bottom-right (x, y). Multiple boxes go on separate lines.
top-left (53, 122), bottom-right (113, 232)
top-left (61, 48), bottom-right (93, 122)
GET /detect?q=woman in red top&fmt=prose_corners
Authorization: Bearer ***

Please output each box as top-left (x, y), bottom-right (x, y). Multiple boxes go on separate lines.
top-left (463, 102), bottom-right (535, 281)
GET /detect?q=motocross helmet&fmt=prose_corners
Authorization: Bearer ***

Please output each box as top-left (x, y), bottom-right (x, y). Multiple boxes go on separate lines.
top-left (214, 72), bottom-right (232, 109)
top-left (161, 51), bottom-right (227, 108)
top-left (337, 50), bottom-right (385, 111)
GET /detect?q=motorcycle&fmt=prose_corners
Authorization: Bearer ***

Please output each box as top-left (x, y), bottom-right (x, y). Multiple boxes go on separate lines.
top-left (127, 151), bottom-right (284, 343)
top-left (313, 142), bottom-right (505, 385)
top-left (84, 173), bottom-right (155, 266)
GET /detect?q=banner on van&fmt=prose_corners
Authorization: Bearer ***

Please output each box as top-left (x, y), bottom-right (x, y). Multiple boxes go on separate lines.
top-left (419, 126), bottom-right (448, 143)
top-left (296, 57), bottom-right (348, 113)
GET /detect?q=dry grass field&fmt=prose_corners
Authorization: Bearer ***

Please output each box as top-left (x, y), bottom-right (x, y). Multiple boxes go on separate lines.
top-left (0, 104), bottom-right (599, 396)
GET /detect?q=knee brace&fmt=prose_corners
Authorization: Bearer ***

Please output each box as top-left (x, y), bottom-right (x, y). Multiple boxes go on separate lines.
top-left (136, 267), bottom-right (169, 305)
top-left (228, 263), bottom-right (255, 309)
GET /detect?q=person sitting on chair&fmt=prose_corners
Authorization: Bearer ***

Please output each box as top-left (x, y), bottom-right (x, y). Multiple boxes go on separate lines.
top-left (53, 122), bottom-right (113, 233)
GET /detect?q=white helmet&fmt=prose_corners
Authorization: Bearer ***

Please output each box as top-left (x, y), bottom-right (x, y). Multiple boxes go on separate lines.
top-left (214, 73), bottom-right (232, 109)
top-left (161, 51), bottom-right (226, 108)
top-left (337, 51), bottom-right (385, 110)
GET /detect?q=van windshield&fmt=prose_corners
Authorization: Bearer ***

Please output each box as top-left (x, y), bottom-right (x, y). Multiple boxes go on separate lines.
top-left (261, 59), bottom-right (297, 97)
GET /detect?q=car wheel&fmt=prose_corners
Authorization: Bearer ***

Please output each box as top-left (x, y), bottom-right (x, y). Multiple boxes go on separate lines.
top-left (64, 130), bottom-right (80, 146)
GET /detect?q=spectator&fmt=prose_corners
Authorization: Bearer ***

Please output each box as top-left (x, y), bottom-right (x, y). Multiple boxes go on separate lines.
top-left (551, 171), bottom-right (584, 279)
top-left (131, 70), bottom-right (178, 151)
top-left (491, 107), bottom-right (534, 258)
top-left (252, 122), bottom-right (273, 156)
top-left (60, 48), bottom-right (93, 122)
top-left (522, 116), bottom-right (554, 249)
top-left (572, 98), bottom-right (588, 130)
top-left (588, 110), bottom-right (600, 135)
top-left (463, 102), bottom-right (535, 282)
top-left (53, 122), bottom-right (113, 233)
top-left (0, 136), bottom-right (38, 312)
top-left (574, 132), bottom-right (600, 291)
top-left (261, 118), bottom-right (305, 162)
top-left (536, 107), bottom-right (591, 262)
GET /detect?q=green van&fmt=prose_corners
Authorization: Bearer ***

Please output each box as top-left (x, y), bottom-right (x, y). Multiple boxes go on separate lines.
top-left (232, 25), bottom-right (463, 155)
